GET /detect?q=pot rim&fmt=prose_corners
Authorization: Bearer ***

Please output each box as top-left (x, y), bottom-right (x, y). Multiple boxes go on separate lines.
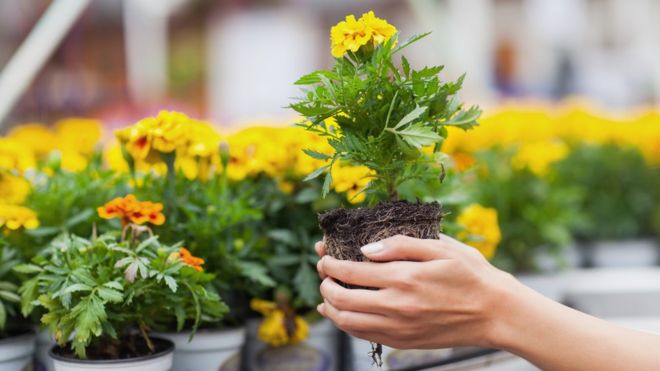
top-left (0, 328), bottom-right (35, 345)
top-left (49, 336), bottom-right (174, 365)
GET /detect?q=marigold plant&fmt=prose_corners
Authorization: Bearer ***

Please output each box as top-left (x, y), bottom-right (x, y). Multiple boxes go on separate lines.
top-left (292, 10), bottom-right (480, 202)
top-left (17, 222), bottom-right (227, 359)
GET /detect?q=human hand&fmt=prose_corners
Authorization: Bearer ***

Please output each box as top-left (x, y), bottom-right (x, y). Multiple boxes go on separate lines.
top-left (315, 234), bottom-right (519, 349)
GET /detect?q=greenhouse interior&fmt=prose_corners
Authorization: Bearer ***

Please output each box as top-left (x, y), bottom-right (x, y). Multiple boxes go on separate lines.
top-left (0, 1), bottom-right (659, 370)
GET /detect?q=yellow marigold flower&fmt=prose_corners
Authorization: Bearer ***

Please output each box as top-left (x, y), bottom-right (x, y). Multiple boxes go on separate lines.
top-left (511, 141), bottom-right (569, 176)
top-left (0, 173), bottom-right (31, 205)
top-left (250, 299), bottom-right (309, 347)
top-left (331, 14), bottom-right (370, 58)
top-left (330, 11), bottom-right (396, 58)
top-left (59, 149), bottom-right (89, 172)
top-left (332, 164), bottom-right (373, 204)
top-left (8, 123), bottom-right (57, 158)
top-left (116, 111), bottom-right (191, 162)
top-left (0, 138), bottom-right (36, 173)
top-left (104, 142), bottom-right (130, 173)
top-left (456, 204), bottom-right (501, 260)
top-left (55, 118), bottom-right (103, 156)
top-left (0, 204), bottom-right (39, 231)
top-left (359, 10), bottom-right (397, 45)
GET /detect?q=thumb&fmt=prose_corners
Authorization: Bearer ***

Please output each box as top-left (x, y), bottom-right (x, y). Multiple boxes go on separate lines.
top-left (361, 235), bottom-right (450, 262)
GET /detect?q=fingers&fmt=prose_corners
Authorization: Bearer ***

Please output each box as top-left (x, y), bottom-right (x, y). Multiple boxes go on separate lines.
top-left (320, 277), bottom-right (387, 314)
top-left (361, 235), bottom-right (453, 262)
top-left (319, 256), bottom-right (398, 288)
top-left (314, 240), bottom-right (326, 257)
top-left (318, 299), bottom-right (390, 333)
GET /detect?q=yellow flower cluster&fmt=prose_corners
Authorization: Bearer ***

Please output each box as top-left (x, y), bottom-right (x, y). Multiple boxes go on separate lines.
top-left (456, 204), bottom-right (502, 260)
top-left (7, 118), bottom-right (103, 172)
top-left (330, 11), bottom-right (397, 58)
top-left (113, 111), bottom-right (224, 181)
top-left (0, 173), bottom-right (31, 205)
top-left (511, 141), bottom-right (570, 176)
top-left (0, 204), bottom-right (39, 231)
top-left (0, 138), bottom-right (36, 173)
top-left (223, 125), bottom-right (331, 184)
top-left (250, 299), bottom-right (309, 347)
top-left (443, 102), bottom-right (660, 171)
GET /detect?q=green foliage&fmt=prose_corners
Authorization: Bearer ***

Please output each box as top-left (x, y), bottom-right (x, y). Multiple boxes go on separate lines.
top-left (469, 149), bottom-right (579, 272)
top-left (291, 34), bottom-right (480, 202)
top-left (126, 165), bottom-right (273, 326)
top-left (13, 154), bottom-right (128, 258)
top-left (0, 241), bottom-right (22, 335)
top-left (251, 176), bottom-right (342, 309)
top-left (17, 230), bottom-right (227, 359)
top-left (553, 144), bottom-right (659, 240)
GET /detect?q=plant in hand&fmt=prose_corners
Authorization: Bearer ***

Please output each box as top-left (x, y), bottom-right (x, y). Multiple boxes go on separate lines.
top-left (16, 195), bottom-right (227, 360)
top-left (290, 10), bottom-right (480, 364)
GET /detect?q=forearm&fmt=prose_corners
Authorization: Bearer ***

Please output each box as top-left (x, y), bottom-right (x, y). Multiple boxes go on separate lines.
top-left (491, 275), bottom-right (660, 371)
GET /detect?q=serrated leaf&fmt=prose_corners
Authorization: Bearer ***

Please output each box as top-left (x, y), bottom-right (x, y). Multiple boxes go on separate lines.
top-left (97, 287), bottom-right (123, 303)
top-left (124, 262), bottom-right (138, 283)
top-left (164, 275), bottom-right (178, 293)
top-left (60, 283), bottom-right (93, 296)
top-left (394, 125), bottom-right (443, 148)
top-left (394, 106), bottom-right (427, 129)
top-left (103, 281), bottom-right (123, 290)
top-left (302, 148), bottom-right (331, 160)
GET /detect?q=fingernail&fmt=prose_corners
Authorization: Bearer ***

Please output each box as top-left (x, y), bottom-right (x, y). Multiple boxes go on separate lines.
top-left (361, 241), bottom-right (385, 255)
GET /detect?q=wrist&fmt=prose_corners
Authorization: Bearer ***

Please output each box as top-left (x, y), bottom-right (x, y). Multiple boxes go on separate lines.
top-left (482, 270), bottom-right (532, 351)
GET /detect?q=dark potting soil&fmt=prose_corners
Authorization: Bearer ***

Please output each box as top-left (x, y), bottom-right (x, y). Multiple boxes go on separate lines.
top-left (319, 201), bottom-right (442, 368)
top-left (50, 335), bottom-right (172, 361)
top-left (319, 201), bottom-right (443, 263)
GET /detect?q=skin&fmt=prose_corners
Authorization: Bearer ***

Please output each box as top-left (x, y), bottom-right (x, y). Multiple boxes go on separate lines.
top-left (315, 234), bottom-right (660, 371)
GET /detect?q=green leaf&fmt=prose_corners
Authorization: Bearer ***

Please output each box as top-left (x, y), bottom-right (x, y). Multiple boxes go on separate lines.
top-left (60, 283), bottom-right (93, 296)
top-left (0, 290), bottom-right (20, 303)
top-left (302, 149), bottom-right (331, 160)
top-left (401, 55), bottom-right (411, 77)
top-left (394, 105), bottom-right (427, 129)
top-left (268, 230), bottom-right (298, 246)
top-left (97, 287), bottom-right (123, 303)
top-left (164, 276), bottom-right (178, 293)
top-left (236, 262), bottom-right (275, 288)
top-left (103, 281), bottom-right (123, 290)
top-left (392, 32), bottom-right (432, 54)
top-left (321, 170), bottom-right (333, 198)
top-left (303, 165), bottom-right (329, 182)
top-left (13, 264), bottom-right (43, 274)
top-left (294, 70), bottom-right (339, 85)
top-left (391, 125), bottom-right (443, 148)
top-left (293, 262), bottom-right (320, 307)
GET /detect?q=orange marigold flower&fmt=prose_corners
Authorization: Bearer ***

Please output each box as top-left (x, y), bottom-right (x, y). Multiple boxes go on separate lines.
top-left (97, 194), bottom-right (165, 226)
top-left (170, 247), bottom-right (205, 271)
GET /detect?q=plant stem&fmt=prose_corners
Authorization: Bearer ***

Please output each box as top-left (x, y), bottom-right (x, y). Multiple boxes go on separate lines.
top-left (138, 321), bottom-right (154, 353)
